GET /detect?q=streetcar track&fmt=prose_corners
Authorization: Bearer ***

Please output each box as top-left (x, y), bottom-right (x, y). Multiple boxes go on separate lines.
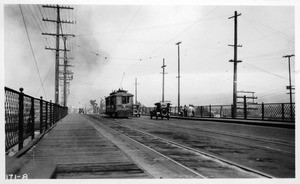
top-left (130, 117), bottom-right (294, 146)
top-left (125, 117), bottom-right (295, 155)
top-left (89, 115), bottom-right (273, 178)
top-left (84, 115), bottom-right (206, 178)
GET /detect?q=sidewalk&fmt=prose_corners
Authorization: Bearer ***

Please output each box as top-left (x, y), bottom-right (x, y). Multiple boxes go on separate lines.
top-left (170, 116), bottom-right (295, 129)
top-left (6, 114), bottom-right (150, 179)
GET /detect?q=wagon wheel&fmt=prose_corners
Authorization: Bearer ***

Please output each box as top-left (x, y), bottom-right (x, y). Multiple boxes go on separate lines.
top-left (161, 109), bottom-right (168, 117)
top-left (133, 109), bottom-right (139, 115)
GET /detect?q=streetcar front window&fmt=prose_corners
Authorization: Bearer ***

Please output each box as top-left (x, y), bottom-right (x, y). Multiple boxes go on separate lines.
top-left (122, 96), bottom-right (130, 104)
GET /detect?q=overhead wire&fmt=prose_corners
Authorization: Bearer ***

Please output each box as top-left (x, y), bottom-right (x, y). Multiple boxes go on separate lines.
top-left (28, 5), bottom-right (44, 33)
top-left (109, 5), bottom-right (142, 56)
top-left (34, 5), bottom-right (54, 50)
top-left (241, 16), bottom-right (293, 52)
top-left (140, 6), bottom-right (219, 60)
top-left (243, 61), bottom-right (288, 81)
top-left (118, 7), bottom-right (222, 78)
top-left (27, 4), bottom-right (58, 95)
top-left (36, 58), bottom-right (55, 95)
top-left (243, 15), bottom-right (294, 42)
top-left (28, 5), bottom-right (54, 51)
top-left (37, 5), bottom-right (49, 31)
top-left (19, 5), bottom-right (47, 99)
top-left (39, 5), bottom-right (55, 49)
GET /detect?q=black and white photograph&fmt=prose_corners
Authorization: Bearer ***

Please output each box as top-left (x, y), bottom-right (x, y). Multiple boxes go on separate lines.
top-left (1, 0), bottom-right (298, 182)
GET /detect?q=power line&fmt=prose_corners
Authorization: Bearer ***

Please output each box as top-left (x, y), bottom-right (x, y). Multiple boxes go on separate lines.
top-left (115, 6), bottom-right (220, 78)
top-left (241, 16), bottom-right (292, 51)
top-left (36, 57), bottom-right (55, 96)
top-left (34, 5), bottom-right (49, 36)
top-left (243, 15), bottom-right (294, 42)
top-left (141, 6), bottom-right (219, 60)
top-left (38, 5), bottom-right (56, 48)
top-left (19, 5), bottom-right (47, 99)
top-left (27, 5), bottom-right (44, 33)
top-left (75, 20), bottom-right (196, 36)
top-left (109, 6), bottom-right (142, 55)
top-left (243, 61), bottom-right (288, 80)
top-left (242, 49), bottom-right (295, 60)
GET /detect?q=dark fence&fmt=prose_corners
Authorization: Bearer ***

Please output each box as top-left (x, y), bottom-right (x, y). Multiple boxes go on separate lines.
top-left (141, 102), bottom-right (295, 122)
top-left (5, 87), bottom-right (68, 152)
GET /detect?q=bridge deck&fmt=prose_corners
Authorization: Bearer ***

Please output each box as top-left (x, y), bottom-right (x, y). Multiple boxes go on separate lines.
top-left (6, 114), bottom-right (150, 179)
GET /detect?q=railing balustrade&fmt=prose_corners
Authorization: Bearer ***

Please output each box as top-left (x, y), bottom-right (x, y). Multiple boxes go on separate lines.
top-left (5, 87), bottom-right (68, 152)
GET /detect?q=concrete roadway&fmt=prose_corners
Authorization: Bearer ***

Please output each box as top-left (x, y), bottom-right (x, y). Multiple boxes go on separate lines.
top-left (100, 115), bottom-right (295, 178)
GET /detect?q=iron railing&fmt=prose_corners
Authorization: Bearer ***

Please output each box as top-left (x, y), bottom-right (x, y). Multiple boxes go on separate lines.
top-left (5, 87), bottom-right (68, 152)
top-left (141, 102), bottom-right (295, 122)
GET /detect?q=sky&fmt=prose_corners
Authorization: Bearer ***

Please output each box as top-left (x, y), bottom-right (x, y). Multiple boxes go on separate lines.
top-left (2, 0), bottom-right (298, 109)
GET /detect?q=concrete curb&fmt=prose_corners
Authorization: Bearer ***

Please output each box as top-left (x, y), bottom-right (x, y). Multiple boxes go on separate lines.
top-left (170, 116), bottom-right (295, 129)
top-left (140, 114), bottom-right (294, 129)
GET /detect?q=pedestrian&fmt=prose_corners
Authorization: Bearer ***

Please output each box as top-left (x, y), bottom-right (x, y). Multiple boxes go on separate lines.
top-left (184, 105), bottom-right (187, 117)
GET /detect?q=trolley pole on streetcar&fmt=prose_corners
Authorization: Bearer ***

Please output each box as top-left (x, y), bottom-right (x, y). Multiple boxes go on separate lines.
top-left (176, 42), bottom-right (182, 113)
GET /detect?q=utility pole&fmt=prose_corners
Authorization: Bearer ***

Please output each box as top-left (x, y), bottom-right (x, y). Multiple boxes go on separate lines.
top-left (63, 37), bottom-right (67, 107)
top-left (237, 91), bottom-right (257, 105)
top-left (42, 5), bottom-right (75, 105)
top-left (228, 11), bottom-right (242, 118)
top-left (134, 78), bottom-right (139, 105)
top-left (161, 58), bottom-right (167, 103)
top-left (176, 42), bottom-right (182, 113)
top-left (283, 54), bottom-right (295, 121)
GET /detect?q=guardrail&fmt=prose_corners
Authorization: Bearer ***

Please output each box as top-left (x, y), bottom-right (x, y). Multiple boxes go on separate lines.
top-left (5, 87), bottom-right (68, 153)
top-left (141, 102), bottom-right (295, 122)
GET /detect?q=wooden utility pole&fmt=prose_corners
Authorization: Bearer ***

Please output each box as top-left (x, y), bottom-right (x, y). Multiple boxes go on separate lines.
top-left (176, 42), bottom-right (182, 111)
top-left (228, 11), bottom-right (242, 118)
top-left (63, 37), bottom-right (67, 107)
top-left (42, 5), bottom-right (75, 105)
top-left (134, 78), bottom-right (139, 105)
top-left (283, 54), bottom-right (295, 121)
top-left (161, 58), bottom-right (167, 103)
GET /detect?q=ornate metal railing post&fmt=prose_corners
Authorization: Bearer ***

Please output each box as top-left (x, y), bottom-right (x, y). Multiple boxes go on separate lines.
top-left (261, 102), bottom-right (264, 120)
top-left (291, 103), bottom-right (295, 122)
top-left (50, 100), bottom-right (53, 126)
top-left (200, 106), bottom-right (203, 117)
top-left (30, 97), bottom-right (35, 139)
top-left (231, 104), bottom-right (234, 119)
top-left (18, 88), bottom-right (24, 151)
top-left (281, 103), bottom-right (285, 121)
top-left (40, 96), bottom-right (43, 134)
top-left (243, 95), bottom-right (247, 119)
top-left (209, 105), bottom-right (212, 118)
top-left (45, 101), bottom-right (48, 130)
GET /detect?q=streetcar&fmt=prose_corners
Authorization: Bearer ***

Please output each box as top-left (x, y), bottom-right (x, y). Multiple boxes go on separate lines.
top-left (105, 89), bottom-right (134, 118)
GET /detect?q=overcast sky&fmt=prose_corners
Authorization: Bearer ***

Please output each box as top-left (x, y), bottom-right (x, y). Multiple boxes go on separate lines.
top-left (2, 1), bottom-right (297, 108)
